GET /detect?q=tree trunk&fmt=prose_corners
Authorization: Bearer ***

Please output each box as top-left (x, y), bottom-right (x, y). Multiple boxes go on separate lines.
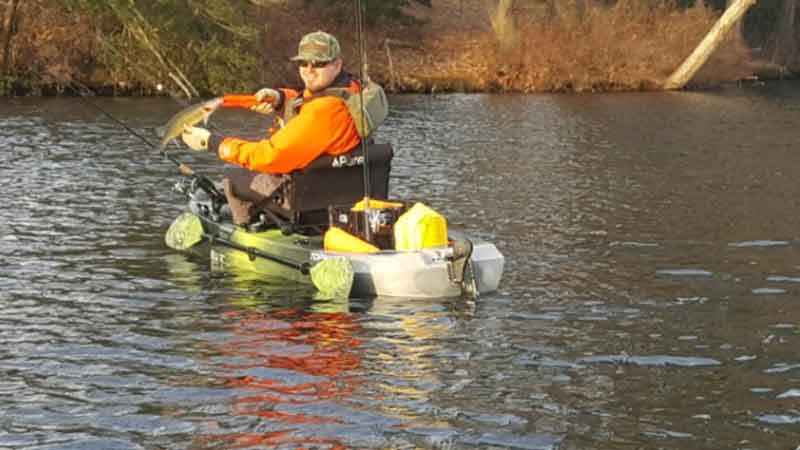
top-left (663, 0), bottom-right (758, 90)
top-left (1, 0), bottom-right (20, 74)
top-left (772, 0), bottom-right (797, 66)
top-left (727, 0), bottom-right (743, 38)
top-left (490, 0), bottom-right (517, 52)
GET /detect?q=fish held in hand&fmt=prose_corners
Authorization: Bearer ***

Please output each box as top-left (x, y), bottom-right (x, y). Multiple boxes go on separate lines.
top-left (159, 97), bottom-right (222, 150)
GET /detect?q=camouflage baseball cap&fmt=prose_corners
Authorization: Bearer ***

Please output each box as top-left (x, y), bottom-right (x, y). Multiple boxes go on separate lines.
top-left (291, 31), bottom-right (341, 62)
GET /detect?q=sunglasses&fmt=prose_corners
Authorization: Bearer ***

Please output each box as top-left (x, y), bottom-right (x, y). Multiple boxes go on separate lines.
top-left (296, 60), bottom-right (333, 69)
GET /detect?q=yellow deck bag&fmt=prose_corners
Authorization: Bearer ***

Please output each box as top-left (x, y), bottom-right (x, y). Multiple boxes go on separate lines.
top-left (393, 203), bottom-right (448, 251)
top-left (324, 226), bottom-right (380, 253)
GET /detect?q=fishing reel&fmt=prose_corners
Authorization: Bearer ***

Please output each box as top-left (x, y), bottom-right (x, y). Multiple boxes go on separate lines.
top-left (174, 175), bottom-right (224, 204)
top-left (173, 176), bottom-right (199, 197)
top-left (174, 176), bottom-right (226, 222)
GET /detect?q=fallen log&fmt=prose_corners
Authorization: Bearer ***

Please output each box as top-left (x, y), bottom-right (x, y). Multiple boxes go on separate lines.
top-left (663, 0), bottom-right (758, 90)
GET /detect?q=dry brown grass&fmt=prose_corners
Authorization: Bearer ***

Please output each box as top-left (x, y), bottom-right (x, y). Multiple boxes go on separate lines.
top-left (376, 0), bottom-right (754, 92)
top-left (8, 1), bottom-right (98, 85)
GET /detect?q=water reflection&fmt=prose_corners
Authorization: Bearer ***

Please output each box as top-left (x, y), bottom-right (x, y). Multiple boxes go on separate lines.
top-left (200, 297), bottom-right (358, 449)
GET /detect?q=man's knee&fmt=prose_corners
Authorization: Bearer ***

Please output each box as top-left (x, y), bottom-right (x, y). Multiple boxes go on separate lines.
top-left (223, 167), bottom-right (283, 201)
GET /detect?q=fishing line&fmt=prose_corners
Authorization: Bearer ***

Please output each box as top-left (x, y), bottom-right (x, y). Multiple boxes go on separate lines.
top-left (68, 78), bottom-right (159, 149)
top-left (58, 75), bottom-right (224, 201)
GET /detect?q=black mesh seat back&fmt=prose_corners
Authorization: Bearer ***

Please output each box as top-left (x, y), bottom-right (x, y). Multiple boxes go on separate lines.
top-left (267, 143), bottom-right (393, 226)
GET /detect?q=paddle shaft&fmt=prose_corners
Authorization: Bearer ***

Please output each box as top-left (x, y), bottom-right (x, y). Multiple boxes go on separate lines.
top-left (205, 232), bottom-right (311, 275)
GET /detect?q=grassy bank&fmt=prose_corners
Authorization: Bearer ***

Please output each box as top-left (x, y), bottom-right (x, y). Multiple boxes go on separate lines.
top-left (383, 0), bottom-right (754, 92)
top-left (0, 0), bottom-right (759, 96)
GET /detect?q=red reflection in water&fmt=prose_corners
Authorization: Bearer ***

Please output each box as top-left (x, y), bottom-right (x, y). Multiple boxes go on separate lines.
top-left (203, 307), bottom-right (361, 449)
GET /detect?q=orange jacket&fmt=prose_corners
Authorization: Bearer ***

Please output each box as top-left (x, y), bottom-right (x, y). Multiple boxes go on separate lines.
top-left (211, 75), bottom-right (361, 174)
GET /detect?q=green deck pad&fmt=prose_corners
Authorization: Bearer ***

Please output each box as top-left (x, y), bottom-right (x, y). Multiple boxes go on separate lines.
top-left (309, 257), bottom-right (355, 300)
top-left (165, 212), bottom-right (205, 250)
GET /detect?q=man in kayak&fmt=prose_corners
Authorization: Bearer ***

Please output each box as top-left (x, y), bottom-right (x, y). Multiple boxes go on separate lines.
top-left (181, 31), bottom-right (362, 226)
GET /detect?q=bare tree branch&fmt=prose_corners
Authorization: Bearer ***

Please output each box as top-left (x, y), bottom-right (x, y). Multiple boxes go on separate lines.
top-left (1, 0), bottom-right (20, 74)
top-left (489, 0), bottom-right (517, 52)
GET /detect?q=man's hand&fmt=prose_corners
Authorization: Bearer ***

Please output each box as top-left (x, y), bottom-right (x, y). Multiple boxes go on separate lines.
top-left (251, 87), bottom-right (280, 115)
top-left (255, 87), bottom-right (280, 103)
top-left (181, 125), bottom-right (211, 151)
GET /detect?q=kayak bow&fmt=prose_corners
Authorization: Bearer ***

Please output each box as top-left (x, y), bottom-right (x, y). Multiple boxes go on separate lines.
top-left (166, 212), bottom-right (355, 299)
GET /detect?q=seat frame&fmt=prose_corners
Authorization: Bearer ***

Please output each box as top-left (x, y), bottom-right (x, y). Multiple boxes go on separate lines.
top-left (259, 143), bottom-right (394, 234)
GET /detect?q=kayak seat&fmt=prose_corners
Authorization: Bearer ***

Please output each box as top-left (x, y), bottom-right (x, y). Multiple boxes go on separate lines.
top-left (260, 143), bottom-right (393, 233)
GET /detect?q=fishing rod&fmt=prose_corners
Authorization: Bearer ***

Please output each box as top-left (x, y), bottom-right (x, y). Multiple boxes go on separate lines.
top-left (355, 0), bottom-right (373, 243)
top-left (63, 79), bottom-right (225, 203)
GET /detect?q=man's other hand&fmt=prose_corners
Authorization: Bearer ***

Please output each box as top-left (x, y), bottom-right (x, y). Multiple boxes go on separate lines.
top-left (181, 125), bottom-right (210, 151)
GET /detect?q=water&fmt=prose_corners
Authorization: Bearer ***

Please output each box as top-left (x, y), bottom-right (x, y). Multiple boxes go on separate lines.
top-left (3, 82), bottom-right (800, 449)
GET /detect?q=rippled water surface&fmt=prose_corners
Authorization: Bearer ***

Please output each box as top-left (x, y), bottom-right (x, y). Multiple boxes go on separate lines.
top-left (4, 83), bottom-right (800, 449)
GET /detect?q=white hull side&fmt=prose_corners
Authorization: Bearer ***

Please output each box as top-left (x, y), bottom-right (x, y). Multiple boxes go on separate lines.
top-left (316, 240), bottom-right (505, 298)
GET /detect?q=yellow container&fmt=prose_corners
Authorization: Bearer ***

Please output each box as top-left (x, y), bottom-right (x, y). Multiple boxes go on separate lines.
top-left (350, 198), bottom-right (405, 212)
top-left (324, 226), bottom-right (380, 253)
top-left (393, 203), bottom-right (448, 251)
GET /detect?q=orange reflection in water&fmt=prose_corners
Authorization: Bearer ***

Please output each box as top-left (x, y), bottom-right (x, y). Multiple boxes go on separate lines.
top-left (204, 305), bottom-right (362, 449)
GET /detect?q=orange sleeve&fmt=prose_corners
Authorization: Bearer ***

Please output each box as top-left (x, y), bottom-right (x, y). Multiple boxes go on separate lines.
top-left (221, 94), bottom-right (259, 109)
top-left (217, 96), bottom-right (360, 174)
top-left (222, 88), bottom-right (301, 110)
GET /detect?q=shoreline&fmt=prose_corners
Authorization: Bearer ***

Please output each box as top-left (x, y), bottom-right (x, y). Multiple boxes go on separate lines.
top-left (1, 55), bottom-right (793, 98)
top-left (3, 73), bottom-right (795, 98)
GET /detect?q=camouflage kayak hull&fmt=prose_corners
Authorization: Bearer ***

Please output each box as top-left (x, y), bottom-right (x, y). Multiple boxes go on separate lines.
top-left (180, 210), bottom-right (504, 298)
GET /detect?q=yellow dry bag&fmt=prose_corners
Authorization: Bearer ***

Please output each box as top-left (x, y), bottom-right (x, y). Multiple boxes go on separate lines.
top-left (324, 226), bottom-right (380, 253)
top-left (393, 203), bottom-right (448, 251)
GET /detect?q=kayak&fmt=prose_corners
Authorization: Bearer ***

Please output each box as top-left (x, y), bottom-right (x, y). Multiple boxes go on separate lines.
top-left (164, 143), bottom-right (504, 299)
top-left (166, 193), bottom-right (504, 299)
top-left (168, 204), bottom-right (504, 299)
